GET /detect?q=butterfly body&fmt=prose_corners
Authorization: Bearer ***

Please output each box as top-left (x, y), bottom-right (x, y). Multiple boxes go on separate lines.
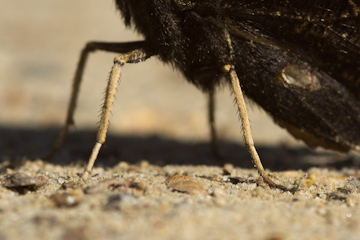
top-left (116, 0), bottom-right (360, 152)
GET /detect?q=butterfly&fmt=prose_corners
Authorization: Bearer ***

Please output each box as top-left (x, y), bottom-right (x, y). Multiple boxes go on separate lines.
top-left (47, 0), bottom-right (360, 191)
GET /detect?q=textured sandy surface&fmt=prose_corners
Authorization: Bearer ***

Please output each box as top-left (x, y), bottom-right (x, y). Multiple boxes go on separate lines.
top-left (1, 1), bottom-right (360, 240)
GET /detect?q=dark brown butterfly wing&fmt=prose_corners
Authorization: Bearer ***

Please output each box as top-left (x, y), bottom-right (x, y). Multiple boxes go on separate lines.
top-left (226, 0), bottom-right (360, 151)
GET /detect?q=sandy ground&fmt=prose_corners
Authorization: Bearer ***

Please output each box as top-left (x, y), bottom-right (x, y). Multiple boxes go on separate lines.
top-left (1, 1), bottom-right (360, 239)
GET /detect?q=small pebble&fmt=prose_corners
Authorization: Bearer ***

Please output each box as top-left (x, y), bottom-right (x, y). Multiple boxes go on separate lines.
top-left (58, 177), bottom-right (65, 185)
top-left (116, 161), bottom-right (129, 170)
top-left (306, 174), bottom-right (317, 187)
top-left (85, 178), bottom-right (128, 194)
top-left (165, 175), bottom-right (206, 195)
top-left (252, 186), bottom-right (266, 198)
top-left (62, 181), bottom-right (82, 190)
top-left (223, 163), bottom-right (234, 176)
top-left (344, 176), bottom-right (360, 193)
top-left (2, 172), bottom-right (49, 194)
top-left (228, 177), bottom-right (257, 185)
top-left (165, 175), bottom-right (194, 186)
top-left (102, 193), bottom-right (138, 211)
top-left (50, 192), bottom-right (80, 207)
top-left (326, 189), bottom-right (349, 202)
top-left (85, 177), bottom-right (144, 194)
top-left (140, 160), bottom-right (150, 169)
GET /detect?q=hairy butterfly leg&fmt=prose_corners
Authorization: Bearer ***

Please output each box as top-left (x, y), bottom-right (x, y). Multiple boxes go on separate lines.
top-left (44, 41), bottom-right (153, 160)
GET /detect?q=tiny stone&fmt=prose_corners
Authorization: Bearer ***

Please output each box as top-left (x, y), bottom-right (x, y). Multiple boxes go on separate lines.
top-left (58, 177), bottom-right (65, 185)
top-left (116, 161), bottom-right (129, 171)
top-left (223, 163), bottom-right (234, 175)
top-left (2, 173), bottom-right (49, 194)
top-left (85, 178), bottom-right (127, 194)
top-left (129, 181), bottom-right (147, 191)
top-left (140, 160), bottom-right (150, 169)
top-left (50, 192), bottom-right (80, 207)
top-left (209, 174), bottom-right (222, 181)
top-left (165, 175), bottom-right (194, 186)
top-left (252, 186), bottom-right (266, 197)
top-left (45, 171), bottom-right (56, 179)
top-left (165, 175), bottom-right (206, 195)
top-left (62, 181), bottom-right (82, 190)
top-left (306, 179), bottom-right (316, 187)
top-left (70, 188), bottom-right (84, 198)
top-left (85, 177), bottom-right (141, 194)
top-left (344, 176), bottom-right (360, 193)
top-left (102, 193), bottom-right (138, 211)
top-left (255, 179), bottom-right (266, 186)
top-left (326, 190), bottom-right (349, 202)
top-left (308, 174), bottom-right (317, 180)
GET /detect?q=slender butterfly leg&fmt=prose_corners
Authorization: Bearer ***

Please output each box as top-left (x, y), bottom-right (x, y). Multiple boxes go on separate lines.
top-left (81, 47), bottom-right (154, 180)
top-left (44, 41), bottom-right (153, 160)
top-left (208, 90), bottom-right (221, 159)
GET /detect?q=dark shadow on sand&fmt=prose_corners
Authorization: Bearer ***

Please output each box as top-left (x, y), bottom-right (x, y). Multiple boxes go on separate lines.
top-left (0, 126), bottom-right (358, 171)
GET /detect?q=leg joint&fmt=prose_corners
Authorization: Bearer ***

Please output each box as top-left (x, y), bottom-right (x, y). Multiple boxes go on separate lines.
top-left (222, 64), bottom-right (235, 73)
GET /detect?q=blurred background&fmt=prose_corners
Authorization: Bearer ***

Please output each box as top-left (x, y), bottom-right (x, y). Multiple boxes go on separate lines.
top-left (0, 0), bottom-right (306, 167)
